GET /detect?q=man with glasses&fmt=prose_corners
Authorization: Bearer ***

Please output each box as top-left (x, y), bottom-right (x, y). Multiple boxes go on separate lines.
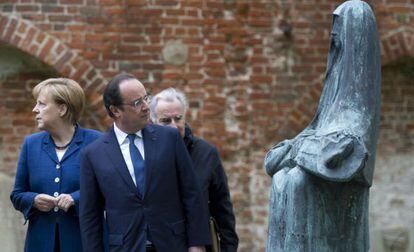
top-left (79, 73), bottom-right (210, 252)
top-left (150, 88), bottom-right (238, 252)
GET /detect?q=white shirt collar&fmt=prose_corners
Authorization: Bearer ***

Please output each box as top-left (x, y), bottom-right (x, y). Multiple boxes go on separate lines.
top-left (113, 123), bottom-right (143, 146)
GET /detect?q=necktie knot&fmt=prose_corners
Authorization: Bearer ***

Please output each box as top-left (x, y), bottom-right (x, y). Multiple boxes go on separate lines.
top-left (127, 134), bottom-right (136, 144)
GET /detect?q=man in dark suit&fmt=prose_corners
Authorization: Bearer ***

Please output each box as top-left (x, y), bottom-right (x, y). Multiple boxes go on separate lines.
top-left (79, 73), bottom-right (210, 252)
top-left (150, 88), bottom-right (239, 252)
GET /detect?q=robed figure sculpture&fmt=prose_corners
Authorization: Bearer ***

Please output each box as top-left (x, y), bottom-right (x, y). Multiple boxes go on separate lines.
top-left (264, 1), bottom-right (381, 251)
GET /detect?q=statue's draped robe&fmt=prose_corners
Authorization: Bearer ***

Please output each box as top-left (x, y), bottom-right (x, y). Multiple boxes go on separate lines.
top-left (265, 1), bottom-right (381, 251)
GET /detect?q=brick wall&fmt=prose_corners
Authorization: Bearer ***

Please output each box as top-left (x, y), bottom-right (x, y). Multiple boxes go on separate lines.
top-left (1, 1), bottom-right (414, 251)
top-left (379, 57), bottom-right (414, 154)
top-left (0, 74), bottom-right (37, 175)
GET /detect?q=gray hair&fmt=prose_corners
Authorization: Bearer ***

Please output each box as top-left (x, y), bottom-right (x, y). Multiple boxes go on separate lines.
top-left (150, 87), bottom-right (188, 122)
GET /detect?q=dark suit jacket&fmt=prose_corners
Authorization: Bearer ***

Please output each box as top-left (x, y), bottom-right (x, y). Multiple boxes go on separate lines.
top-left (79, 124), bottom-right (210, 252)
top-left (10, 126), bottom-right (101, 252)
top-left (184, 125), bottom-right (238, 252)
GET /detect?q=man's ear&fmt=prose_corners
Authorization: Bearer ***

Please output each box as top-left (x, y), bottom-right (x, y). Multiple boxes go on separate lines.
top-left (59, 104), bottom-right (68, 117)
top-left (110, 105), bottom-right (121, 118)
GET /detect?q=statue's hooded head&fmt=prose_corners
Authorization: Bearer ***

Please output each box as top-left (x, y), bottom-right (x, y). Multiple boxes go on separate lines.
top-left (265, 1), bottom-right (381, 184)
top-left (303, 0), bottom-right (381, 183)
top-left (310, 0), bottom-right (381, 142)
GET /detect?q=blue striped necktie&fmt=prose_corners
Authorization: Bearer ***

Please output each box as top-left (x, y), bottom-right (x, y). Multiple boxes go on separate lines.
top-left (127, 134), bottom-right (145, 196)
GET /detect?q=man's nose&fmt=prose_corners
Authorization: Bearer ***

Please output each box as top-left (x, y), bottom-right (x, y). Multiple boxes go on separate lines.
top-left (141, 100), bottom-right (149, 110)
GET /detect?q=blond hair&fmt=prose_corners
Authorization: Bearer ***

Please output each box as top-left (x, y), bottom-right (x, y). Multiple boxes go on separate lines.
top-left (33, 78), bottom-right (85, 124)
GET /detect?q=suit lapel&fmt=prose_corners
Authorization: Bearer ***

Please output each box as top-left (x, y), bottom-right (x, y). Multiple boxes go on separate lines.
top-left (103, 128), bottom-right (139, 196)
top-left (142, 125), bottom-right (157, 198)
top-left (41, 134), bottom-right (59, 164)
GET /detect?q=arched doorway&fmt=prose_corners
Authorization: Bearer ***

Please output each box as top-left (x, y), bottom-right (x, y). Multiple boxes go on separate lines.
top-left (0, 41), bottom-right (62, 252)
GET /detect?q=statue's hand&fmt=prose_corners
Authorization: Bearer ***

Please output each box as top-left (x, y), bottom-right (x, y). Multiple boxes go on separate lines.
top-left (322, 136), bottom-right (354, 169)
top-left (265, 140), bottom-right (295, 176)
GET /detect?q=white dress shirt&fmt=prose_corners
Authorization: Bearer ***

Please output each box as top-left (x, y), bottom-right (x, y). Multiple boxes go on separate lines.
top-left (113, 123), bottom-right (145, 186)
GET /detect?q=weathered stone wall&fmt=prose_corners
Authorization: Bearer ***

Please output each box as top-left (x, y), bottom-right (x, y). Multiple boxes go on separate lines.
top-left (370, 58), bottom-right (414, 252)
top-left (0, 1), bottom-right (413, 251)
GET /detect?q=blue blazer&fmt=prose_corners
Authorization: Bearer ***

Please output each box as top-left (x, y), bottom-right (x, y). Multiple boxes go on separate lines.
top-left (10, 126), bottom-right (102, 252)
top-left (80, 124), bottom-right (211, 252)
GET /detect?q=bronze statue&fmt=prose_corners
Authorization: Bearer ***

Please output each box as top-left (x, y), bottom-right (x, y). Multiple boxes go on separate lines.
top-left (265, 1), bottom-right (381, 251)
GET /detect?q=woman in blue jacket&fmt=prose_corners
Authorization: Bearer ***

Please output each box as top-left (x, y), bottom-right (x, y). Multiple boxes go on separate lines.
top-left (10, 78), bottom-right (102, 252)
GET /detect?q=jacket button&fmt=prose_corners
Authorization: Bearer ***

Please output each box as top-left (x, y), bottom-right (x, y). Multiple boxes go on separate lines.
top-left (54, 207), bottom-right (59, 212)
top-left (54, 177), bottom-right (60, 183)
top-left (53, 192), bottom-right (59, 197)
top-left (56, 164), bottom-right (61, 169)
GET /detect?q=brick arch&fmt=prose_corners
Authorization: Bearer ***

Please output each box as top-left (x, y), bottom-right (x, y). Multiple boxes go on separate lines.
top-left (0, 14), bottom-right (108, 130)
top-left (381, 26), bottom-right (414, 65)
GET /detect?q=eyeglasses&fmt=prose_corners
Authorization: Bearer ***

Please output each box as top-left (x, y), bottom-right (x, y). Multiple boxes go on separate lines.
top-left (122, 95), bottom-right (151, 108)
top-left (158, 115), bottom-right (183, 125)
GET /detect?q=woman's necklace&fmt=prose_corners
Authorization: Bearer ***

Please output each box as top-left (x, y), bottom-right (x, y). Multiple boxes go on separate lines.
top-left (54, 141), bottom-right (72, 150)
top-left (53, 127), bottom-right (76, 150)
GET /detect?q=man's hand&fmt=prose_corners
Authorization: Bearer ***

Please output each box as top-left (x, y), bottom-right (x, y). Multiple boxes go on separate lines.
top-left (34, 194), bottom-right (57, 212)
top-left (188, 246), bottom-right (206, 252)
top-left (56, 194), bottom-right (75, 212)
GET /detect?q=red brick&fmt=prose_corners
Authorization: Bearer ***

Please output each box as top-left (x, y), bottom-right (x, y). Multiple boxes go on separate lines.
top-left (55, 51), bottom-right (74, 71)
top-left (63, 65), bottom-right (75, 77)
top-left (166, 9), bottom-right (185, 16)
top-left (250, 75), bottom-right (272, 84)
top-left (17, 22), bottom-right (28, 34)
top-left (19, 27), bottom-right (36, 52)
top-left (48, 15), bottom-right (72, 22)
top-left (154, 0), bottom-right (178, 6)
top-left (182, 0), bottom-right (202, 8)
top-left (21, 13), bottom-right (46, 21)
top-left (16, 5), bottom-right (39, 12)
top-left (54, 44), bottom-right (65, 55)
top-left (142, 45), bottom-right (162, 53)
top-left (41, 4), bottom-right (64, 12)
top-left (3, 18), bottom-right (17, 42)
top-left (159, 17), bottom-right (179, 25)
top-left (0, 16), bottom-right (9, 37)
top-left (182, 73), bottom-right (203, 80)
top-left (205, 69), bottom-right (225, 78)
top-left (28, 44), bottom-right (39, 55)
top-left (67, 6), bottom-right (79, 13)
top-left (60, 0), bottom-right (83, 4)
top-left (85, 69), bottom-right (98, 80)
top-left (181, 18), bottom-right (204, 26)
top-left (141, 9), bottom-right (162, 16)
top-left (117, 45), bottom-right (142, 53)
top-left (34, 32), bottom-right (45, 44)
top-left (38, 38), bottom-right (56, 60)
